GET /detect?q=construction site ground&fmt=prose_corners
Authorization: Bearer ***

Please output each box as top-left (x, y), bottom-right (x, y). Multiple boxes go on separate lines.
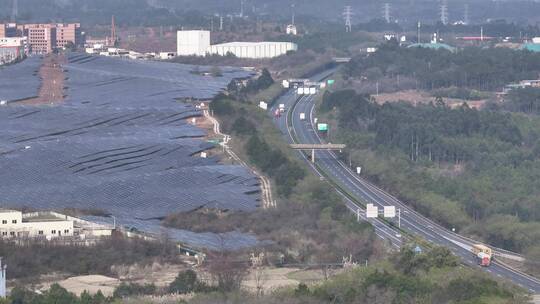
top-left (373, 89), bottom-right (487, 109)
top-left (18, 54), bottom-right (66, 105)
top-left (25, 266), bottom-right (324, 297)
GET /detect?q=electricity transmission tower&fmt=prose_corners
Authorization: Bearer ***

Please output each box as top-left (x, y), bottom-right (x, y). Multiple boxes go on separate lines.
top-left (343, 6), bottom-right (353, 32)
top-left (383, 3), bottom-right (391, 23)
top-left (440, 0), bottom-right (448, 25)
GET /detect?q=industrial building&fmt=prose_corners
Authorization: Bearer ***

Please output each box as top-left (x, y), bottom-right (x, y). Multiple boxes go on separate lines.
top-left (0, 37), bottom-right (26, 64)
top-left (0, 209), bottom-right (73, 239)
top-left (0, 209), bottom-right (113, 241)
top-left (209, 41), bottom-right (297, 59)
top-left (0, 23), bottom-right (17, 38)
top-left (177, 30), bottom-right (211, 56)
top-left (177, 30), bottom-right (297, 59)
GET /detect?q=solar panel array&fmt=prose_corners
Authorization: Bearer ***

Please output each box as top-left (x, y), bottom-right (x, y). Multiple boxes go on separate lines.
top-left (0, 54), bottom-right (261, 249)
top-left (0, 56), bottom-right (42, 102)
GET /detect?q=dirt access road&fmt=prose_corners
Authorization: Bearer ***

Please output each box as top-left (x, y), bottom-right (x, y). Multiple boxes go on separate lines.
top-left (19, 54), bottom-right (66, 105)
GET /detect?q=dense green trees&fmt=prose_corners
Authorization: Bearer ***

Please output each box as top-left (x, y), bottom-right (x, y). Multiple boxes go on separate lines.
top-left (246, 135), bottom-right (305, 196)
top-left (112, 283), bottom-right (156, 299)
top-left (168, 270), bottom-right (213, 294)
top-left (345, 44), bottom-right (540, 91)
top-left (244, 69), bottom-right (274, 93)
top-left (9, 284), bottom-right (107, 304)
top-left (506, 87), bottom-right (540, 114)
top-left (322, 90), bottom-right (522, 164)
top-left (268, 246), bottom-right (524, 304)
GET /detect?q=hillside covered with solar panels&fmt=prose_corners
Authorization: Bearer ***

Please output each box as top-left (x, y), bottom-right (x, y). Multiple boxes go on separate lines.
top-left (0, 54), bottom-right (261, 249)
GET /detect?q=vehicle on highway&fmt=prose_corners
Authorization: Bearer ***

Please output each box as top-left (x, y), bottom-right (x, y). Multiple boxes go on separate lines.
top-left (472, 244), bottom-right (492, 267)
top-left (300, 112), bottom-right (306, 120)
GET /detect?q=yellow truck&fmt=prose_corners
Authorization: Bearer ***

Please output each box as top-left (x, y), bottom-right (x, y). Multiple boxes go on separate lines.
top-left (472, 244), bottom-right (492, 267)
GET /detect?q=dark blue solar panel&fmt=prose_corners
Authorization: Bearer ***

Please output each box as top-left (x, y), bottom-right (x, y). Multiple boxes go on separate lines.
top-left (0, 56), bottom-right (42, 102)
top-left (0, 54), bottom-right (260, 249)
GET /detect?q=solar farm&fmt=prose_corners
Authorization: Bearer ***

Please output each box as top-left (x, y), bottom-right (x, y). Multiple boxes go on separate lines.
top-left (0, 54), bottom-right (260, 249)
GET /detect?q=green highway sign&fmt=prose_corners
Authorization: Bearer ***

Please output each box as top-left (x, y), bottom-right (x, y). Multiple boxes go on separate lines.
top-left (207, 139), bottom-right (220, 144)
top-left (317, 123), bottom-right (329, 131)
top-left (327, 79), bottom-right (335, 85)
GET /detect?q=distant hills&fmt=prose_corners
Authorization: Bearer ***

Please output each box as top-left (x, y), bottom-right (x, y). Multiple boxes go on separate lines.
top-left (1, 0), bottom-right (540, 27)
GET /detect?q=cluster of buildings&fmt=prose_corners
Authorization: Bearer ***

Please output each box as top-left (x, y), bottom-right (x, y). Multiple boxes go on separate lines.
top-left (84, 43), bottom-right (176, 61)
top-left (0, 22), bottom-right (82, 64)
top-left (0, 209), bottom-right (113, 242)
top-left (177, 30), bottom-right (297, 59)
top-left (85, 30), bottom-right (297, 61)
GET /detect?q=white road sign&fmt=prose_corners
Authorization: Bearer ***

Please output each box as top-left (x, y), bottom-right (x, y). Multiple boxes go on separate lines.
top-left (366, 204), bottom-right (378, 218)
top-left (383, 206), bottom-right (396, 218)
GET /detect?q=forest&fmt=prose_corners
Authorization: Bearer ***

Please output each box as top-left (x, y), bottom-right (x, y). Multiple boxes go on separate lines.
top-left (319, 90), bottom-right (540, 260)
top-left (345, 44), bottom-right (540, 91)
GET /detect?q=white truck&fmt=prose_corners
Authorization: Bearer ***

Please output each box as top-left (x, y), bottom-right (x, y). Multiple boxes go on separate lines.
top-left (279, 103), bottom-right (285, 113)
top-left (300, 113), bottom-right (306, 120)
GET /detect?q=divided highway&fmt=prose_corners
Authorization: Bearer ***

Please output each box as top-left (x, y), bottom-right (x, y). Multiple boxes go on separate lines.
top-left (270, 69), bottom-right (540, 294)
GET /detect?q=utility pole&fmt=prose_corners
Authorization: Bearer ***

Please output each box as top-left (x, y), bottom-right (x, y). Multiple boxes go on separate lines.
top-left (220, 16), bottom-right (224, 31)
top-left (240, 0), bottom-right (244, 17)
top-left (383, 3), bottom-right (391, 23)
top-left (464, 3), bottom-right (470, 25)
top-left (110, 15), bottom-right (117, 47)
top-left (417, 21), bottom-right (421, 43)
top-left (10, 0), bottom-right (17, 22)
top-left (343, 6), bottom-right (353, 32)
top-left (291, 3), bottom-right (296, 25)
top-left (480, 26), bottom-right (484, 41)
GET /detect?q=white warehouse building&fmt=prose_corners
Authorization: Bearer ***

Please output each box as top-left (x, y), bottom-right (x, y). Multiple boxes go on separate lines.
top-left (176, 30), bottom-right (297, 59)
top-left (208, 42), bottom-right (297, 59)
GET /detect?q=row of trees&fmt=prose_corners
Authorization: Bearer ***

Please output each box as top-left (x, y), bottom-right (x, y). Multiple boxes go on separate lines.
top-left (322, 90), bottom-right (522, 164)
top-left (345, 44), bottom-right (540, 91)
top-left (0, 236), bottom-right (178, 280)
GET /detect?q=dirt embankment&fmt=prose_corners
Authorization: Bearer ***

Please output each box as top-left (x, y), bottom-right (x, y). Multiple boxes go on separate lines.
top-left (373, 90), bottom-right (487, 109)
top-left (19, 54), bottom-right (66, 105)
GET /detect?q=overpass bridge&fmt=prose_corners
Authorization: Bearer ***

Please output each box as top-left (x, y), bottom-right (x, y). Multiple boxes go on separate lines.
top-left (290, 143), bottom-right (346, 163)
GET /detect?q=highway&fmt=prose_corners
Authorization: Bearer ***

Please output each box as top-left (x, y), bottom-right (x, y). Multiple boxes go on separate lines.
top-left (270, 69), bottom-right (540, 294)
